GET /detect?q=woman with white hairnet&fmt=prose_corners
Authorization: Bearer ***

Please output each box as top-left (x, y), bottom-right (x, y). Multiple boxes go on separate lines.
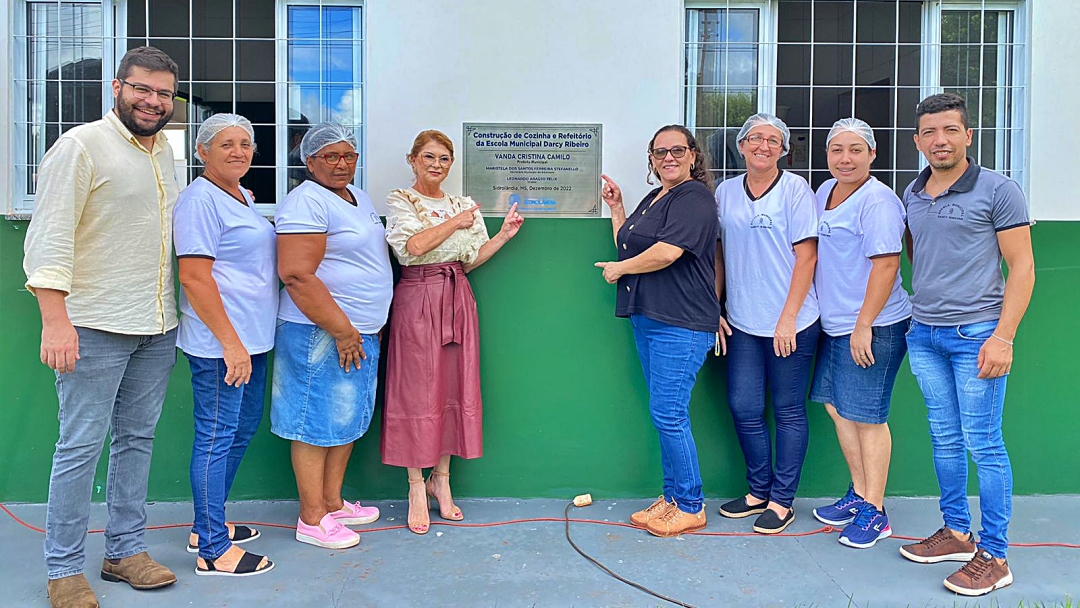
top-left (174, 113), bottom-right (276, 576)
top-left (808, 118), bottom-right (911, 550)
top-left (271, 122), bottom-right (392, 550)
top-left (714, 112), bottom-right (820, 534)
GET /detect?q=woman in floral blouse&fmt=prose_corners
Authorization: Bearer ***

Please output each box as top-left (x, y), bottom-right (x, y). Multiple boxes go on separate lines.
top-left (382, 130), bottom-right (524, 534)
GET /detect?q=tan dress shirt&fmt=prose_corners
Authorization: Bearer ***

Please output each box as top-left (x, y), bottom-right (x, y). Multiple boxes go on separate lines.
top-left (23, 110), bottom-right (180, 335)
top-left (384, 188), bottom-right (490, 266)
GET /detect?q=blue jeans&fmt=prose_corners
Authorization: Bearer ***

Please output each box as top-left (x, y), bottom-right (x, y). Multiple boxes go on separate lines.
top-left (726, 322), bottom-right (820, 509)
top-left (906, 319), bottom-right (1012, 558)
top-left (630, 314), bottom-right (711, 513)
top-left (187, 352), bottom-right (268, 560)
top-left (44, 327), bottom-right (176, 579)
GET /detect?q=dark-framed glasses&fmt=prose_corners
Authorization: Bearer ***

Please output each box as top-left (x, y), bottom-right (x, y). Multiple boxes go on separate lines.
top-left (119, 79), bottom-right (176, 102)
top-left (311, 151), bottom-right (359, 165)
top-left (650, 146), bottom-right (689, 160)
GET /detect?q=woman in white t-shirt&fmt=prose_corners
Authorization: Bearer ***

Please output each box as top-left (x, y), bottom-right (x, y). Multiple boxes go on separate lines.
top-left (807, 118), bottom-right (912, 550)
top-left (175, 114), bottom-right (276, 576)
top-left (272, 123), bottom-right (393, 550)
top-left (714, 113), bottom-right (821, 535)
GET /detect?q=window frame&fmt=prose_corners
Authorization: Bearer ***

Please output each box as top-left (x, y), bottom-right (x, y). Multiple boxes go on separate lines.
top-left (683, 1), bottom-right (777, 121)
top-left (9, 0), bottom-right (119, 217)
top-left (6, 0), bottom-right (366, 217)
top-left (922, 0), bottom-right (1027, 190)
top-left (682, 0), bottom-right (776, 182)
top-left (274, 0), bottom-right (367, 217)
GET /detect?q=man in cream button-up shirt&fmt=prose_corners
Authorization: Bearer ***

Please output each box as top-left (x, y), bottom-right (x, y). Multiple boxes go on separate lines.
top-left (23, 46), bottom-right (183, 607)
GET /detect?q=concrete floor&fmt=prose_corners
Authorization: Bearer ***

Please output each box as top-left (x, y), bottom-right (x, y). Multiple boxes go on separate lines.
top-left (2, 496), bottom-right (1077, 607)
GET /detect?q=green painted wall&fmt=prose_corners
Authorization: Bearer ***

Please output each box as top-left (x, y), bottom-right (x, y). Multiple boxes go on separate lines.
top-left (2, 218), bottom-right (1077, 503)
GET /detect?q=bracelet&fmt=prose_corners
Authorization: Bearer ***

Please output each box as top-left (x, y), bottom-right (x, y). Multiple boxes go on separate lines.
top-left (990, 333), bottom-right (1014, 346)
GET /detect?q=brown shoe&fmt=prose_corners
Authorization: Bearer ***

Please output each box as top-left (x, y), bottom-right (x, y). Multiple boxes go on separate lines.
top-left (630, 496), bottom-right (674, 528)
top-left (46, 574), bottom-right (99, 608)
top-left (899, 526), bottom-right (977, 564)
top-left (100, 552), bottom-right (177, 590)
top-left (943, 550), bottom-right (1014, 596)
top-left (645, 504), bottom-right (706, 538)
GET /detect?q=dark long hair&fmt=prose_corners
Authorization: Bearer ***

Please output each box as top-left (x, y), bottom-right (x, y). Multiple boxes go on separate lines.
top-left (646, 124), bottom-right (713, 191)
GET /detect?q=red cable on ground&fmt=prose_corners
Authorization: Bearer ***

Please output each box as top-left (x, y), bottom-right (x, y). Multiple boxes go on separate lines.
top-left (3, 502), bottom-right (1078, 549)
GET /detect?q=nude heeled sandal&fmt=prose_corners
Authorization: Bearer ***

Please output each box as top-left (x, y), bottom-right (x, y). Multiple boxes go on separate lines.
top-left (407, 475), bottom-right (430, 534)
top-left (426, 469), bottom-right (464, 521)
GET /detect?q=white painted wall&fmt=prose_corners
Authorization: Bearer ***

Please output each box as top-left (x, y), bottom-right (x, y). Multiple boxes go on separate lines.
top-left (1027, 1), bottom-right (1080, 221)
top-left (365, 0), bottom-right (684, 216)
top-left (1, 2), bottom-right (12, 212)
top-left (4, 1), bottom-right (1077, 220)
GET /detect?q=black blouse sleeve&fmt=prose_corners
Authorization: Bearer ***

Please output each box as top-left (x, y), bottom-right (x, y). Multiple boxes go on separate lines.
top-left (655, 182), bottom-right (719, 259)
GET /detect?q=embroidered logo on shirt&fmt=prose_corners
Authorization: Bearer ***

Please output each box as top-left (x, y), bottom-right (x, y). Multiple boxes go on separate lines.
top-left (369, 212), bottom-right (381, 224)
top-left (818, 220), bottom-right (832, 237)
top-left (750, 214), bottom-right (774, 229)
top-left (934, 203), bottom-right (965, 221)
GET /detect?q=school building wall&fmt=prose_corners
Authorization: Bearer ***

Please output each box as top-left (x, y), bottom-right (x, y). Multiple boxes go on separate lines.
top-left (2, 0), bottom-right (1079, 503)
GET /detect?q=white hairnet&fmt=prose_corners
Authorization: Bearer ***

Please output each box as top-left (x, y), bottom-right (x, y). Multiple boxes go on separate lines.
top-left (299, 122), bottom-right (357, 163)
top-left (194, 113), bottom-right (255, 162)
top-left (827, 117), bottom-right (877, 150)
top-left (737, 113), bottom-right (791, 156)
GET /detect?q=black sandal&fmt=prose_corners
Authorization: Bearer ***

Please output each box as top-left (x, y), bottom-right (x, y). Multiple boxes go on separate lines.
top-left (195, 551), bottom-right (275, 577)
top-left (187, 525), bottom-right (261, 553)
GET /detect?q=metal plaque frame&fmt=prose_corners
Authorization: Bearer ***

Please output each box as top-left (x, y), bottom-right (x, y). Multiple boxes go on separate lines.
top-left (462, 122), bottom-right (602, 218)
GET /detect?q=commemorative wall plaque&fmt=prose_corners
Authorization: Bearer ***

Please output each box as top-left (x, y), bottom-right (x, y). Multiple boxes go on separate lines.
top-left (462, 123), bottom-right (602, 217)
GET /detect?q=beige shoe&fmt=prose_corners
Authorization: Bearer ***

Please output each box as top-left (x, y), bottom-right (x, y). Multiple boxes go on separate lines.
top-left (100, 552), bottom-right (176, 590)
top-left (645, 504), bottom-right (707, 538)
top-left (630, 496), bottom-right (674, 528)
top-left (46, 573), bottom-right (99, 608)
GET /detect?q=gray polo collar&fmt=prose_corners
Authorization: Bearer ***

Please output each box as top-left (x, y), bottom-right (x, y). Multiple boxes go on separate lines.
top-left (912, 156), bottom-right (981, 196)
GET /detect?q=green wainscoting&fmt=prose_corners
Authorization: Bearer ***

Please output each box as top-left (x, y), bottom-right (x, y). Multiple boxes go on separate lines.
top-left (1, 218), bottom-right (1076, 503)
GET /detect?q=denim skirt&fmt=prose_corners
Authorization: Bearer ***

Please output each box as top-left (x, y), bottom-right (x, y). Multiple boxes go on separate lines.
top-left (270, 320), bottom-right (380, 447)
top-left (809, 318), bottom-right (909, 424)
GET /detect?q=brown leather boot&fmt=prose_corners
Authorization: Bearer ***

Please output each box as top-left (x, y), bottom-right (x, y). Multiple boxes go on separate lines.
top-left (100, 552), bottom-right (176, 590)
top-left (46, 573), bottom-right (99, 608)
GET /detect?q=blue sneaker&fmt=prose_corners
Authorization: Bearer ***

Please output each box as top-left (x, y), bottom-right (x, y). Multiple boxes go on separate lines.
top-left (812, 483), bottom-right (865, 526)
top-left (838, 503), bottom-right (892, 549)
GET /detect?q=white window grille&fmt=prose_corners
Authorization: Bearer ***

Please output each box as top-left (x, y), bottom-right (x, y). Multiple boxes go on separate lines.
top-left (925, 1), bottom-right (1026, 189)
top-left (8, 0), bottom-right (365, 216)
top-left (684, 0), bottom-right (1027, 195)
top-left (684, 2), bottom-right (774, 183)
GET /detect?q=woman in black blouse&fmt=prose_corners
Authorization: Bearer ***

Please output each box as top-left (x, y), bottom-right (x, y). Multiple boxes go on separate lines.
top-left (595, 125), bottom-right (720, 538)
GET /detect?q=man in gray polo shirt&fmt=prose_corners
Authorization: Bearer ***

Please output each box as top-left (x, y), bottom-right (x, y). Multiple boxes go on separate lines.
top-left (897, 93), bottom-right (1035, 597)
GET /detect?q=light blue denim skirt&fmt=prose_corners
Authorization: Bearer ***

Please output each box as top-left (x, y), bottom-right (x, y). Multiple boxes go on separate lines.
top-left (809, 318), bottom-right (909, 424)
top-left (270, 320), bottom-right (380, 447)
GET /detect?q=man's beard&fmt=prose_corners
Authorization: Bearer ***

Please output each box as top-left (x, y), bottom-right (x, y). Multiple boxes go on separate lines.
top-left (927, 149), bottom-right (961, 171)
top-left (115, 97), bottom-right (174, 137)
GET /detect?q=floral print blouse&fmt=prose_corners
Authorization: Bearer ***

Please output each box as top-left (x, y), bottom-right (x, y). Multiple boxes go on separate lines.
top-left (384, 188), bottom-right (490, 266)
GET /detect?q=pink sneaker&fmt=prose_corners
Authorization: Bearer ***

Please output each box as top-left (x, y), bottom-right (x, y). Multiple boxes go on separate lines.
top-left (329, 500), bottom-right (380, 526)
top-left (295, 514), bottom-right (360, 549)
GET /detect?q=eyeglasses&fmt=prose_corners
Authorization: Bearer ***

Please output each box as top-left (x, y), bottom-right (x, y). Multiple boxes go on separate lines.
top-left (649, 146), bottom-right (689, 160)
top-left (119, 79), bottom-right (176, 103)
top-left (420, 152), bottom-right (453, 167)
top-left (310, 152), bottom-right (359, 165)
top-left (744, 134), bottom-right (784, 149)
